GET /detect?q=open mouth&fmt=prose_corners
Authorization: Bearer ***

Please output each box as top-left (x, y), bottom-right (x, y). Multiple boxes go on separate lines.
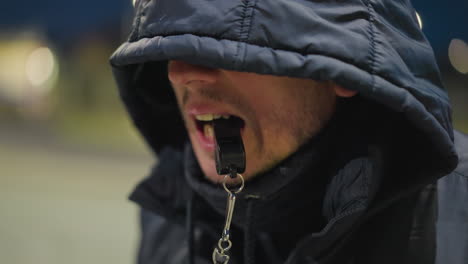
top-left (194, 114), bottom-right (245, 148)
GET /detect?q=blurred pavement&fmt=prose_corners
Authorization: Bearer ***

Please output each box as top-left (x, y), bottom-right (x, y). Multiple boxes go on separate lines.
top-left (0, 126), bottom-right (153, 264)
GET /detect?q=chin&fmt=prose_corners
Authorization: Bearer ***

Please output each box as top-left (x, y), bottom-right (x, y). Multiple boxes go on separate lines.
top-left (191, 148), bottom-right (218, 181)
top-left (198, 153), bottom-right (254, 184)
top-left (200, 160), bottom-right (223, 183)
top-left (191, 139), bottom-right (257, 183)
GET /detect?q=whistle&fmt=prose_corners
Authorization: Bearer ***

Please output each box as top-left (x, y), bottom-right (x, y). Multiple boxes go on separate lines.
top-left (213, 118), bottom-right (246, 177)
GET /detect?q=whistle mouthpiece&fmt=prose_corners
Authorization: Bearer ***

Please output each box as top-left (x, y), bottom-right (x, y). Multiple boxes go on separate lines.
top-left (213, 118), bottom-right (246, 177)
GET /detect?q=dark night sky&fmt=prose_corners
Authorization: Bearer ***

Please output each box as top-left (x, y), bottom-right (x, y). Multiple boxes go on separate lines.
top-left (0, 0), bottom-right (132, 44)
top-left (0, 0), bottom-right (466, 52)
top-left (412, 0), bottom-right (468, 52)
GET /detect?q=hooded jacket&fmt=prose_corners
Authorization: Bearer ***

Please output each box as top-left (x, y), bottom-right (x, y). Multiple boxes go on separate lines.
top-left (110, 0), bottom-right (468, 263)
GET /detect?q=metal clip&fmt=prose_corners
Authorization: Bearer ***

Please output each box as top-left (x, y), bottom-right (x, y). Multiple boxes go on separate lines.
top-left (212, 239), bottom-right (232, 264)
top-left (212, 173), bottom-right (244, 264)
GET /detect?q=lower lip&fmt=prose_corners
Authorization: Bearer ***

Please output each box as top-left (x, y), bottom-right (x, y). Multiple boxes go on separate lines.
top-left (195, 126), bottom-right (215, 152)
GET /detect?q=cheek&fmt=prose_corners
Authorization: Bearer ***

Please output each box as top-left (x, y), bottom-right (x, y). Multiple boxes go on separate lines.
top-left (253, 97), bottom-right (303, 151)
top-left (261, 88), bottom-right (334, 152)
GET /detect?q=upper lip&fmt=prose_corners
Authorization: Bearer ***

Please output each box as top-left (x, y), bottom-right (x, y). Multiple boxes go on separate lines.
top-left (186, 103), bottom-right (244, 122)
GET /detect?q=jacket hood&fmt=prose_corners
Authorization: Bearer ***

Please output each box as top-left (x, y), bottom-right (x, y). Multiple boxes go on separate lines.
top-left (110, 0), bottom-right (458, 189)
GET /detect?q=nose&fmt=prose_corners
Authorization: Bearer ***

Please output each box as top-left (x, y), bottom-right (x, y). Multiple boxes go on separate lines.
top-left (167, 60), bottom-right (219, 86)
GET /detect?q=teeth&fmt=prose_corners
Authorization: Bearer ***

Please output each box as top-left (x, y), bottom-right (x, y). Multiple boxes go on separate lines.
top-left (204, 123), bottom-right (214, 139)
top-left (195, 114), bottom-right (231, 121)
top-left (195, 114), bottom-right (214, 121)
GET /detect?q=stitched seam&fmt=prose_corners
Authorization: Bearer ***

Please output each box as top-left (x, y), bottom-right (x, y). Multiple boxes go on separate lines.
top-left (238, 0), bottom-right (249, 42)
top-left (129, 13), bottom-right (142, 42)
top-left (239, 0), bottom-right (256, 41)
top-left (364, 0), bottom-right (378, 90)
top-left (233, 0), bottom-right (255, 66)
top-left (233, 1), bottom-right (248, 65)
top-left (129, 0), bottom-right (149, 42)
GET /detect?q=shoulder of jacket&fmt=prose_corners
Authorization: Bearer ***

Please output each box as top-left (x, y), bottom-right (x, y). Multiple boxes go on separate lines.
top-left (138, 209), bottom-right (190, 264)
top-left (435, 131), bottom-right (468, 264)
top-left (453, 130), bottom-right (468, 178)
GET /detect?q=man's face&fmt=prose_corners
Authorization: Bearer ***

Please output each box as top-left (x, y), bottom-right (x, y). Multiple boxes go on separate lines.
top-left (168, 60), bottom-right (337, 183)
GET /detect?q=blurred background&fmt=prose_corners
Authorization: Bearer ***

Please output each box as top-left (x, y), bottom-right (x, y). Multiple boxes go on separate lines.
top-left (0, 1), bottom-right (466, 264)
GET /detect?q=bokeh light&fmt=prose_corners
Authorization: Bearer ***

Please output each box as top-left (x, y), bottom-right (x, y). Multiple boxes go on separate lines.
top-left (25, 47), bottom-right (57, 90)
top-left (449, 38), bottom-right (468, 74)
top-left (0, 37), bottom-right (57, 104)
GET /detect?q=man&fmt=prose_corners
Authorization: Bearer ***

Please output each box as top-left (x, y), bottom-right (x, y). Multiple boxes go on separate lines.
top-left (110, 0), bottom-right (468, 263)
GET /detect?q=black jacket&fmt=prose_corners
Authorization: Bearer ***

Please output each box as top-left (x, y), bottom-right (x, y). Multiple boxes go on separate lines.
top-left (110, 0), bottom-right (468, 263)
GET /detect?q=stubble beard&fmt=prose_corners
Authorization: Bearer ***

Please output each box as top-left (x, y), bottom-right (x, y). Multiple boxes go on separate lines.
top-left (176, 83), bottom-right (336, 182)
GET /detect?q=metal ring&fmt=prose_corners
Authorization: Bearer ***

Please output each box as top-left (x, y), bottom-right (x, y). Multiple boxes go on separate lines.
top-left (222, 173), bottom-right (244, 194)
top-left (218, 238), bottom-right (233, 251)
